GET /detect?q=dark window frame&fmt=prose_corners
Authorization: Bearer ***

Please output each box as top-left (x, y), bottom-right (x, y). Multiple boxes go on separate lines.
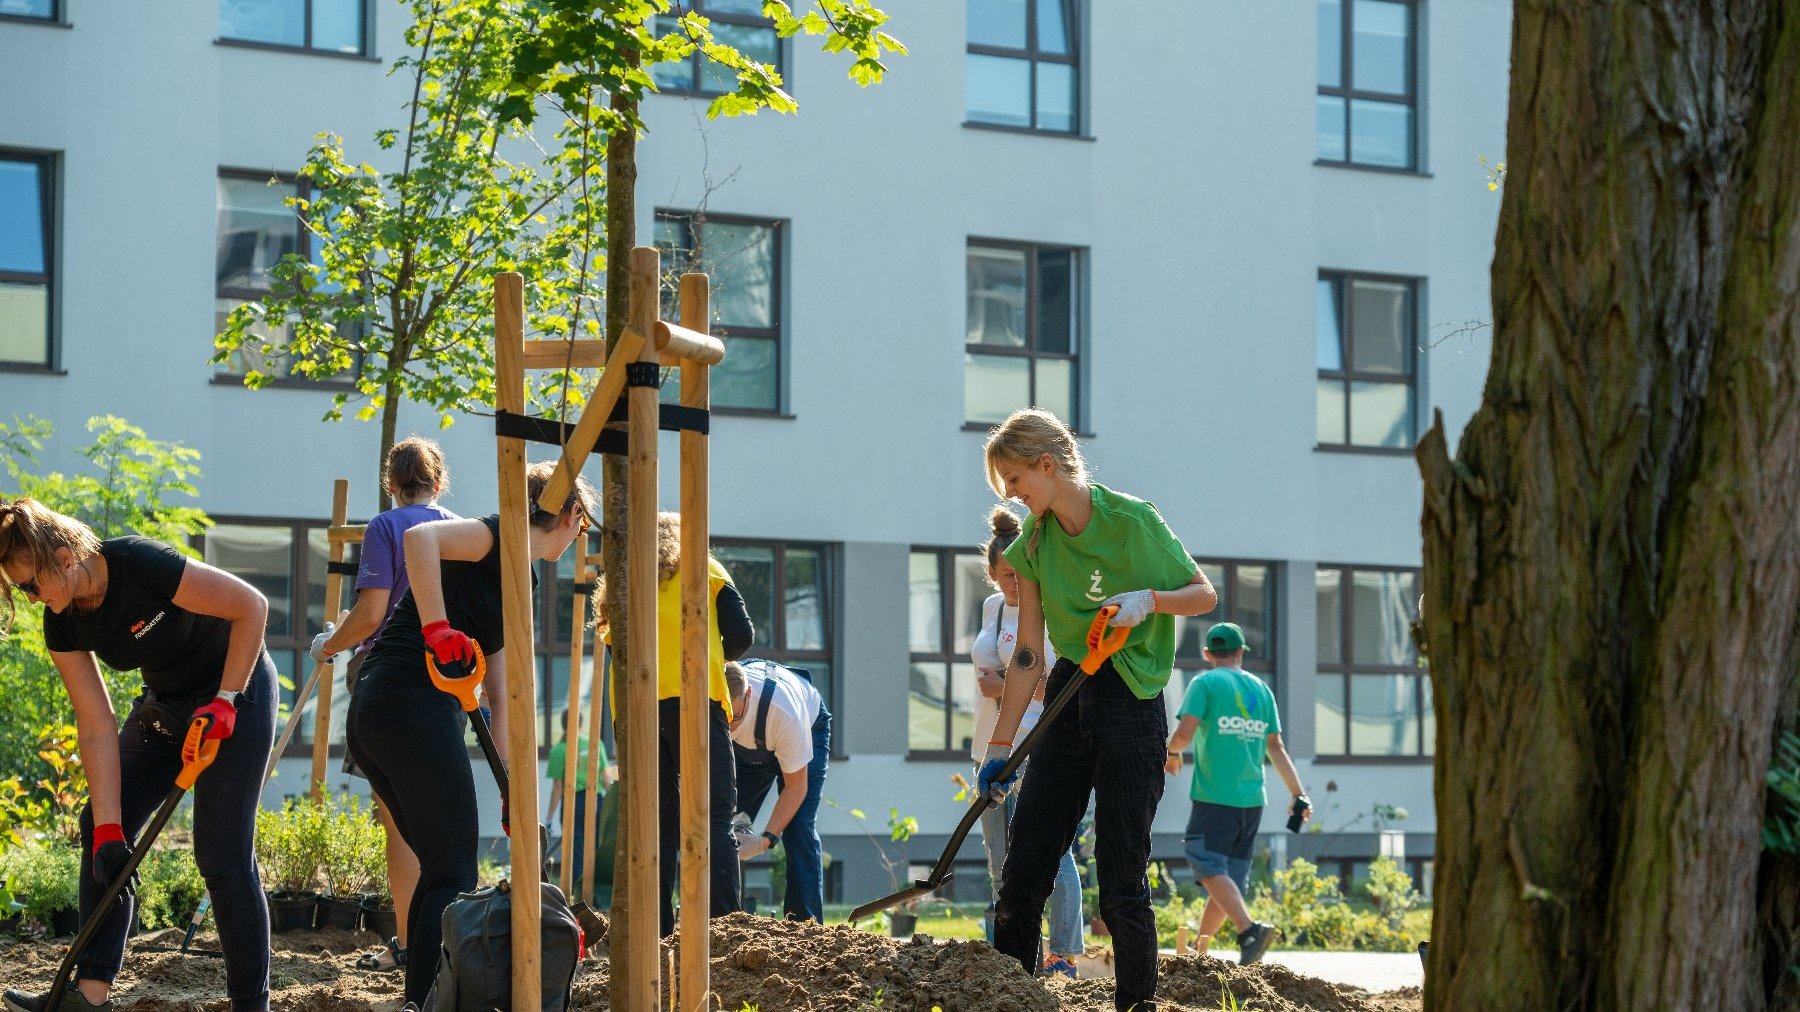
top-left (905, 546), bottom-right (988, 761)
top-left (0, 147), bottom-right (57, 371)
top-left (651, 1), bottom-right (785, 99)
top-left (964, 238), bottom-right (1083, 429)
top-left (654, 208), bottom-right (785, 416)
top-left (965, 0), bottom-right (1082, 135)
top-left (216, 0), bottom-right (372, 57)
top-left (1316, 0), bottom-right (1419, 170)
top-left (1316, 269), bottom-right (1419, 453)
top-left (713, 537), bottom-right (840, 753)
top-left (1314, 563), bottom-right (1429, 760)
top-left (213, 167), bottom-right (362, 389)
top-left (1176, 557), bottom-right (1282, 698)
top-left (0, 0), bottom-right (62, 25)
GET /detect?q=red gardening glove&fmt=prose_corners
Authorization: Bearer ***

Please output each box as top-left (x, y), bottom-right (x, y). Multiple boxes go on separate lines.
top-left (500, 794), bottom-right (511, 838)
top-left (422, 620), bottom-right (476, 665)
top-left (193, 695), bottom-right (238, 740)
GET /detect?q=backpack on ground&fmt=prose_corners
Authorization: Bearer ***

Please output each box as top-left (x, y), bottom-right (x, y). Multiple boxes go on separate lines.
top-left (426, 880), bottom-right (581, 1012)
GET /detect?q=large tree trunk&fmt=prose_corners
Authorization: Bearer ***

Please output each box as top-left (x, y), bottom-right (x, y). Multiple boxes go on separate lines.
top-left (602, 65), bottom-right (640, 1008)
top-left (1417, 3), bottom-right (1800, 1010)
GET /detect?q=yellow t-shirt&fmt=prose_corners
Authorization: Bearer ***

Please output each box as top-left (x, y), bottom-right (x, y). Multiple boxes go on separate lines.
top-left (607, 555), bottom-right (735, 719)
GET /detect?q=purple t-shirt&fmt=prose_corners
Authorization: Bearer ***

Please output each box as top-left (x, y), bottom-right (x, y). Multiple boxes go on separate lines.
top-left (355, 501), bottom-right (459, 651)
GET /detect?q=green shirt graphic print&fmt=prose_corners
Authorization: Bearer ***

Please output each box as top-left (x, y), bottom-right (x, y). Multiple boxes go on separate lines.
top-left (1179, 666), bottom-right (1280, 807)
top-left (1003, 483), bottom-right (1199, 699)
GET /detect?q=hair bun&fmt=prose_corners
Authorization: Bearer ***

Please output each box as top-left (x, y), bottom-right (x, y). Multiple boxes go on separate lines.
top-left (988, 505), bottom-right (1020, 538)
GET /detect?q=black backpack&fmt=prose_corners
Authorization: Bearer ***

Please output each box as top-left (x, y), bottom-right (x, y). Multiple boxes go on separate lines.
top-left (426, 880), bottom-right (581, 1012)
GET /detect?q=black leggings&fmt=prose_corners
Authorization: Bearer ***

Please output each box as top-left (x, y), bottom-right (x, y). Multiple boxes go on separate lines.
top-left (79, 655), bottom-right (278, 1012)
top-left (347, 672), bottom-right (479, 1008)
top-left (658, 697), bottom-right (740, 936)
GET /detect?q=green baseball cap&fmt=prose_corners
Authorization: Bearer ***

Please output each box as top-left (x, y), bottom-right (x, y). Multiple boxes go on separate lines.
top-left (1204, 622), bottom-right (1246, 653)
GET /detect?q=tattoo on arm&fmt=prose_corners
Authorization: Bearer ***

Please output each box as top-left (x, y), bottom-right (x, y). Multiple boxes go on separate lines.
top-left (1013, 647), bottom-right (1038, 672)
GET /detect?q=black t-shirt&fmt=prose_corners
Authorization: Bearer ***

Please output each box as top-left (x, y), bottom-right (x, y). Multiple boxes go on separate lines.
top-left (42, 537), bottom-right (231, 698)
top-left (361, 516), bottom-right (526, 690)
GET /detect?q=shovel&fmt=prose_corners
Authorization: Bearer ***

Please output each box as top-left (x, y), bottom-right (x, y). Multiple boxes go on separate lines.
top-left (44, 715), bottom-right (222, 1009)
top-left (427, 647), bottom-right (605, 949)
top-left (849, 605), bottom-right (1130, 924)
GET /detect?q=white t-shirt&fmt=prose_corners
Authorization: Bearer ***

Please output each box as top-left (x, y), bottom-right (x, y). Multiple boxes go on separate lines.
top-left (728, 659), bottom-right (823, 775)
top-left (969, 592), bottom-right (1057, 761)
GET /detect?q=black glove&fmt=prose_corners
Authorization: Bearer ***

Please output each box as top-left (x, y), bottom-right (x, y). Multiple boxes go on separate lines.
top-left (92, 824), bottom-right (138, 893)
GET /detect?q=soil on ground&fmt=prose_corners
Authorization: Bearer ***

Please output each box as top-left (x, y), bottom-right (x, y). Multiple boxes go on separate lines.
top-left (0, 914), bottom-right (1422, 1011)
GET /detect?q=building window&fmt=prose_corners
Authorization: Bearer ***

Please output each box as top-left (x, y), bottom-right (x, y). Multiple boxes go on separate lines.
top-left (907, 548), bottom-right (991, 757)
top-left (1315, 565), bottom-right (1429, 758)
top-left (1317, 0), bottom-right (1417, 169)
top-left (219, 0), bottom-right (368, 55)
top-left (651, 0), bottom-right (782, 98)
top-left (214, 170), bottom-right (358, 383)
top-left (0, 0), bottom-right (58, 22)
top-left (200, 518), bottom-right (350, 752)
top-left (1171, 558), bottom-right (1280, 701)
top-left (965, 241), bottom-right (1080, 427)
top-left (0, 151), bottom-right (55, 368)
top-left (1317, 272), bottom-right (1416, 450)
top-left (654, 210), bottom-right (782, 413)
top-left (714, 538), bottom-right (836, 717)
top-left (966, 0), bottom-right (1079, 133)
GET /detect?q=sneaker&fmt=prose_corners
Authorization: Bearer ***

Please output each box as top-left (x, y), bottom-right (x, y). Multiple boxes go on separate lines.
top-left (1043, 956), bottom-right (1078, 979)
top-left (3, 988), bottom-right (113, 1012)
top-left (1237, 921), bottom-right (1277, 966)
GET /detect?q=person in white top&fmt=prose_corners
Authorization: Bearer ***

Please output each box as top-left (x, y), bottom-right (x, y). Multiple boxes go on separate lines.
top-left (725, 658), bottom-right (831, 923)
top-left (972, 506), bottom-right (1085, 976)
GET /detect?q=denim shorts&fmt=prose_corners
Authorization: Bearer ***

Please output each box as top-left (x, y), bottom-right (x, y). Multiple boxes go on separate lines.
top-left (1184, 801), bottom-right (1261, 894)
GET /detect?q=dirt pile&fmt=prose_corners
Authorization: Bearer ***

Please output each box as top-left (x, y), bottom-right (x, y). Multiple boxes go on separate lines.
top-left (0, 916), bottom-right (1421, 1011)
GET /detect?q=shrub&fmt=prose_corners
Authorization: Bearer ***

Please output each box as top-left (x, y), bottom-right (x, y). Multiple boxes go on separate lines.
top-left (136, 846), bottom-right (207, 931)
top-left (1, 837), bottom-right (80, 925)
top-left (255, 797), bottom-right (330, 895)
top-left (319, 793), bottom-right (386, 899)
top-left (1363, 856), bottom-right (1421, 929)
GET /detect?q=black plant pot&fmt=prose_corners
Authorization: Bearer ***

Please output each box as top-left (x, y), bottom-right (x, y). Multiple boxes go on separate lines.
top-left (268, 892), bottom-right (319, 933)
top-left (49, 906), bottom-right (80, 937)
top-left (360, 896), bottom-right (397, 940)
top-left (889, 910), bottom-right (917, 938)
top-left (316, 895), bottom-right (363, 931)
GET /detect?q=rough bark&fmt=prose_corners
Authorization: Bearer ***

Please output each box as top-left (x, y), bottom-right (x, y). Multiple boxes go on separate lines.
top-left (602, 72), bottom-right (639, 1008)
top-left (1418, 2), bottom-right (1800, 1009)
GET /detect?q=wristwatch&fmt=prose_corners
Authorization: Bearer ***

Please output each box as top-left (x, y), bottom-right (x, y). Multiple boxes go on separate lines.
top-left (761, 830), bottom-right (779, 849)
top-left (216, 688), bottom-right (242, 708)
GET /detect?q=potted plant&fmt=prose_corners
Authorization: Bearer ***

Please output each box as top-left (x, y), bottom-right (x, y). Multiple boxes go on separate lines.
top-left (3, 837), bottom-right (80, 935)
top-left (256, 797), bottom-right (326, 932)
top-left (317, 793), bottom-right (379, 931)
top-left (135, 844), bottom-right (206, 933)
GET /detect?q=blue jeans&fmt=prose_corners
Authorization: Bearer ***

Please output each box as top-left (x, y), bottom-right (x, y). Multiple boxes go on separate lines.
top-left (976, 760), bottom-right (1084, 958)
top-left (735, 707), bottom-right (831, 923)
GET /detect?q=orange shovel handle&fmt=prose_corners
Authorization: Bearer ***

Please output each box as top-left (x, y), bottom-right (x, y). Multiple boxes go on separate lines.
top-left (1079, 605), bottom-right (1130, 675)
top-left (426, 644), bottom-right (489, 713)
top-left (175, 717), bottom-right (222, 790)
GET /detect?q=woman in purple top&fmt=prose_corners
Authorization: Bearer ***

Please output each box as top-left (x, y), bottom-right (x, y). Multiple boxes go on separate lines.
top-left (308, 436), bottom-right (457, 973)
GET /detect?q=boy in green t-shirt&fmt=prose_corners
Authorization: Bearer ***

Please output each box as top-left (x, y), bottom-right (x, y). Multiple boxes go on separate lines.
top-left (1165, 622), bottom-right (1310, 965)
top-left (546, 732), bottom-right (613, 902)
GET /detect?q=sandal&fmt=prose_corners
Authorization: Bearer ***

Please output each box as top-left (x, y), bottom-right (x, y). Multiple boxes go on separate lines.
top-left (355, 937), bottom-right (407, 972)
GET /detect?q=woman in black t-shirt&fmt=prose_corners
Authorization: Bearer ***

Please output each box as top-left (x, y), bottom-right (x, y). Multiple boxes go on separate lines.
top-left (346, 461), bottom-right (595, 1010)
top-left (0, 498), bottom-right (278, 1012)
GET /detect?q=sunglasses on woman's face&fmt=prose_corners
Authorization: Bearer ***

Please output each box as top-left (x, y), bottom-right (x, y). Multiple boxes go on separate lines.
top-left (13, 577), bottom-right (39, 597)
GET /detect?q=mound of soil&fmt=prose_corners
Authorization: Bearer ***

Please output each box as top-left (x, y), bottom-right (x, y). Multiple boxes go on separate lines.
top-left (0, 915), bottom-right (1421, 1011)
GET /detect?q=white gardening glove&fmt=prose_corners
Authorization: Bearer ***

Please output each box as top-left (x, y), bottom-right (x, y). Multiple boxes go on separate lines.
top-left (735, 829), bottom-right (769, 860)
top-left (1100, 590), bottom-right (1157, 628)
top-left (309, 622), bottom-right (339, 664)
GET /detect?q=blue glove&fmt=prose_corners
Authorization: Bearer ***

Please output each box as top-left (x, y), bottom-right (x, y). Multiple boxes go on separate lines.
top-left (977, 742), bottom-right (1017, 803)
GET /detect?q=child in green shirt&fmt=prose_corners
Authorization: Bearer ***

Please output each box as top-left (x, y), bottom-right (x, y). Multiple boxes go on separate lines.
top-left (975, 408), bottom-right (1217, 1012)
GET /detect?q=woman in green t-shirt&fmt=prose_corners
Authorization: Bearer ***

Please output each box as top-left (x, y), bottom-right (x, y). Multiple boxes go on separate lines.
top-left (974, 408), bottom-right (1216, 1012)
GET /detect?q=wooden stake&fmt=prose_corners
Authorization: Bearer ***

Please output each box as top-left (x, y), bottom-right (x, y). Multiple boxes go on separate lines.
top-left (310, 479), bottom-right (351, 798)
top-left (677, 272), bottom-right (712, 1012)
top-left (493, 271), bottom-right (542, 1012)
top-left (561, 536), bottom-right (591, 897)
top-left (536, 325), bottom-right (647, 516)
top-left (623, 246), bottom-right (662, 1010)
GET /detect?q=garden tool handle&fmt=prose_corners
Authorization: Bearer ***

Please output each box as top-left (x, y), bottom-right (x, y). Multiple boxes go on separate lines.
top-left (175, 715), bottom-right (222, 790)
top-left (426, 643), bottom-right (488, 712)
top-left (1078, 605), bottom-right (1128, 674)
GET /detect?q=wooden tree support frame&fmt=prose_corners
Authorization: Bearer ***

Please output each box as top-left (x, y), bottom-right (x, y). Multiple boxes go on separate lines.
top-left (493, 247), bottom-right (722, 1012)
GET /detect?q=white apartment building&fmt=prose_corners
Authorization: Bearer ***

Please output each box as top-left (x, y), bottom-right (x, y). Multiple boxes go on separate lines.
top-left (0, 0), bottom-right (1508, 906)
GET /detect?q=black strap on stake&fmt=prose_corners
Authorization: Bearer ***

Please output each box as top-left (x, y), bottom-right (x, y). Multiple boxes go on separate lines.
top-left (326, 561), bottom-right (359, 576)
top-left (572, 581), bottom-right (597, 594)
top-left (625, 361), bottom-right (661, 387)
top-left (493, 405), bottom-right (710, 457)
